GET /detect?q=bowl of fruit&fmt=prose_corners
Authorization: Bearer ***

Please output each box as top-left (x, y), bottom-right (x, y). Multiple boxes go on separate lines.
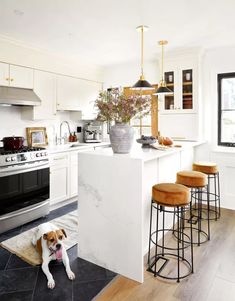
top-left (136, 135), bottom-right (157, 147)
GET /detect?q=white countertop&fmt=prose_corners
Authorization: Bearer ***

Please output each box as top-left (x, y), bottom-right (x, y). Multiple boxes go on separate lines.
top-left (46, 141), bottom-right (110, 154)
top-left (78, 141), bottom-right (206, 162)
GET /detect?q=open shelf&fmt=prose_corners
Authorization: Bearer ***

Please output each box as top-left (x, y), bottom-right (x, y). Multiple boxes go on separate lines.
top-left (182, 69), bottom-right (193, 109)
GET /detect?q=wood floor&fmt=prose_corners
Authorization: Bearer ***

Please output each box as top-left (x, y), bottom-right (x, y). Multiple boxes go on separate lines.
top-left (95, 208), bottom-right (235, 301)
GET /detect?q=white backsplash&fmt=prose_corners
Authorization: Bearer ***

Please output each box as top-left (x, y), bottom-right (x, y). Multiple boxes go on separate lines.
top-left (0, 106), bottom-right (85, 147)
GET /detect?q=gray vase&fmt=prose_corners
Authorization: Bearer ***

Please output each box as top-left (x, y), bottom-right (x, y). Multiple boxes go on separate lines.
top-left (109, 123), bottom-right (134, 154)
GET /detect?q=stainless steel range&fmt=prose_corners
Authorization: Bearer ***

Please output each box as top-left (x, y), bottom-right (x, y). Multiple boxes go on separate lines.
top-left (0, 146), bottom-right (50, 234)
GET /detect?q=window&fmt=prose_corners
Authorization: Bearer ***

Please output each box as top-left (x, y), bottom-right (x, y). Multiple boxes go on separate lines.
top-left (218, 73), bottom-right (235, 147)
top-left (123, 85), bottom-right (158, 137)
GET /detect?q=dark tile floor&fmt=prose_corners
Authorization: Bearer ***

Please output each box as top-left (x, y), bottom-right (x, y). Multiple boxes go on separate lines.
top-left (0, 201), bottom-right (116, 301)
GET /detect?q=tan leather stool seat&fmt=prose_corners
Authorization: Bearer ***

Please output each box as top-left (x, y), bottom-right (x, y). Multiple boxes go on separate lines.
top-left (152, 183), bottom-right (190, 207)
top-left (192, 161), bottom-right (218, 174)
top-left (176, 170), bottom-right (208, 188)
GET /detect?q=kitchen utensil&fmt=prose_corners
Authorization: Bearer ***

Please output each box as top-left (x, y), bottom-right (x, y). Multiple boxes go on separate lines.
top-left (1, 136), bottom-right (24, 150)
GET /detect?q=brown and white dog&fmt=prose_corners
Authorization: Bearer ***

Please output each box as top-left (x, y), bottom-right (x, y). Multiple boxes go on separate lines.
top-left (32, 222), bottom-right (75, 289)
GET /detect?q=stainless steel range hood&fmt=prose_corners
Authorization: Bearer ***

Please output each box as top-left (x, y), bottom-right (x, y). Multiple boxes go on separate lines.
top-left (0, 86), bottom-right (41, 106)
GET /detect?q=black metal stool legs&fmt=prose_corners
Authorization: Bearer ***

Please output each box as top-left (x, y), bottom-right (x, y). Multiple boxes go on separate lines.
top-left (147, 201), bottom-right (193, 282)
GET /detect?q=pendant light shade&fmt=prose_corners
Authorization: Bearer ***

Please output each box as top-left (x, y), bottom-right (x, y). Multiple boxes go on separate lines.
top-left (154, 40), bottom-right (173, 95)
top-left (131, 25), bottom-right (154, 90)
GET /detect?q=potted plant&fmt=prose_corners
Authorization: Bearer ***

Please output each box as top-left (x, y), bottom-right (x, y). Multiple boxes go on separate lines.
top-left (95, 88), bottom-right (151, 153)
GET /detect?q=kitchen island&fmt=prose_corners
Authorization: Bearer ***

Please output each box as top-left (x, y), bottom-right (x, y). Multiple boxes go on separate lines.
top-left (77, 141), bottom-right (205, 283)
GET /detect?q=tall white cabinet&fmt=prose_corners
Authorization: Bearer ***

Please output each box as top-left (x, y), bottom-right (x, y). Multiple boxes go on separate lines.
top-left (158, 51), bottom-right (201, 140)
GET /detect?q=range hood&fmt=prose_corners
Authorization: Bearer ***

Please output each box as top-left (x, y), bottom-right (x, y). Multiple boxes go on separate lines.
top-left (0, 86), bottom-right (41, 106)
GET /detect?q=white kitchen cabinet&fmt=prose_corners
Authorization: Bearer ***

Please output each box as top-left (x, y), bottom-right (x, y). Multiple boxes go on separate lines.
top-left (158, 57), bottom-right (198, 114)
top-left (56, 75), bottom-right (81, 111)
top-left (50, 153), bottom-right (70, 205)
top-left (10, 65), bottom-right (34, 89)
top-left (22, 70), bottom-right (57, 120)
top-left (0, 62), bottom-right (34, 89)
top-left (78, 80), bottom-right (102, 120)
top-left (0, 62), bottom-right (9, 86)
top-left (56, 74), bottom-right (102, 119)
top-left (70, 151), bottom-right (79, 197)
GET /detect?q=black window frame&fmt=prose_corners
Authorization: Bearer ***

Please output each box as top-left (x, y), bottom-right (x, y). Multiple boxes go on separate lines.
top-left (218, 72), bottom-right (235, 147)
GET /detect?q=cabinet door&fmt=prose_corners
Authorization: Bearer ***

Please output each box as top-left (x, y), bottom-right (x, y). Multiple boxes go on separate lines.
top-left (50, 165), bottom-right (69, 204)
top-left (0, 62), bottom-right (10, 86)
top-left (159, 71), bottom-right (175, 111)
top-left (50, 153), bottom-right (69, 204)
top-left (77, 80), bottom-right (102, 120)
top-left (33, 70), bottom-right (57, 120)
top-left (56, 75), bottom-right (81, 111)
top-left (9, 65), bottom-right (34, 89)
top-left (70, 152), bottom-right (78, 197)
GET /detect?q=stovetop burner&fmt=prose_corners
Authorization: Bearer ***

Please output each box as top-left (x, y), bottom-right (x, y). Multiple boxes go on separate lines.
top-left (0, 146), bottom-right (45, 155)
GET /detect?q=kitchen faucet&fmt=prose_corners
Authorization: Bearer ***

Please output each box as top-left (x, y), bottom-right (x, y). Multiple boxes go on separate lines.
top-left (57, 121), bottom-right (71, 144)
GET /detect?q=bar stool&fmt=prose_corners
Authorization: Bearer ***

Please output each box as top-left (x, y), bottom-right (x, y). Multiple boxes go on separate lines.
top-left (193, 162), bottom-right (220, 220)
top-left (176, 171), bottom-right (209, 245)
top-left (147, 183), bottom-right (194, 283)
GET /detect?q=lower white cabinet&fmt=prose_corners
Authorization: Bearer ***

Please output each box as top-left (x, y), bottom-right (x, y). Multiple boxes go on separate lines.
top-left (70, 151), bottom-right (79, 198)
top-left (50, 153), bottom-right (70, 205)
top-left (49, 146), bottom-right (109, 205)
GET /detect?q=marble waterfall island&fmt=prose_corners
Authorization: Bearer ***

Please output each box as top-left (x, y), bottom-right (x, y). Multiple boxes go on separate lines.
top-left (77, 142), bottom-right (204, 283)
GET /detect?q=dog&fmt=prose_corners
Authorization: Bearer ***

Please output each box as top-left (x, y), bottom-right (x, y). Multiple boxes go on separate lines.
top-left (32, 222), bottom-right (75, 289)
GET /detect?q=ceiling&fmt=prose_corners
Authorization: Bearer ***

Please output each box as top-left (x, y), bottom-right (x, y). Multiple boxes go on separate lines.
top-left (0, 0), bottom-right (235, 67)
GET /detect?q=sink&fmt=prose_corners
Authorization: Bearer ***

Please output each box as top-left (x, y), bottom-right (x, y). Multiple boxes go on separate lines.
top-left (70, 144), bottom-right (86, 148)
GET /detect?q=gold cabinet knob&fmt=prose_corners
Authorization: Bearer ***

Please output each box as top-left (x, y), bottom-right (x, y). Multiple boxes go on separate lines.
top-left (5, 78), bottom-right (9, 81)
top-left (10, 78), bottom-right (14, 81)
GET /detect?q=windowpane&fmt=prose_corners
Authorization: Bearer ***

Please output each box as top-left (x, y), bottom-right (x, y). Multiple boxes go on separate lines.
top-left (221, 111), bottom-right (235, 143)
top-left (218, 73), bottom-right (235, 146)
top-left (221, 78), bottom-right (235, 110)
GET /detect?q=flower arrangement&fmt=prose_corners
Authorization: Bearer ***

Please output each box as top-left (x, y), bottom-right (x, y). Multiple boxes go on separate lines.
top-left (95, 88), bottom-right (151, 123)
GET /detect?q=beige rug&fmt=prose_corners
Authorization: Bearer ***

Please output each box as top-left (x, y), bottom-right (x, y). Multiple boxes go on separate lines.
top-left (0, 210), bottom-right (78, 266)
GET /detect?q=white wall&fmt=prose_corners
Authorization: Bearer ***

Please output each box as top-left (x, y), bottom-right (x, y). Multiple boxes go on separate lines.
top-left (0, 38), bottom-right (103, 145)
top-left (195, 46), bottom-right (235, 210)
top-left (103, 59), bottom-right (159, 88)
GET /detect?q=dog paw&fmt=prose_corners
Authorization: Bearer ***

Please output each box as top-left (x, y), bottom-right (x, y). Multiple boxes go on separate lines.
top-left (67, 270), bottom-right (75, 280)
top-left (48, 279), bottom-right (55, 289)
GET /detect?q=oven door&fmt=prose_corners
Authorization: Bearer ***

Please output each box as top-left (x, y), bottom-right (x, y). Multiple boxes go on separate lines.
top-left (0, 160), bottom-right (50, 233)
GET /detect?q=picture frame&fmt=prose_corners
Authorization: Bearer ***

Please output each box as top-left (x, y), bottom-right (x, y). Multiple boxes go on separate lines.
top-left (26, 127), bottom-right (48, 147)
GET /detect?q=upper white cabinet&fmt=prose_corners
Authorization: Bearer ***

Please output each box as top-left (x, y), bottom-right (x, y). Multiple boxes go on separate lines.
top-left (22, 70), bottom-right (57, 120)
top-left (57, 75), bottom-right (81, 111)
top-left (0, 62), bottom-right (33, 89)
top-left (78, 80), bottom-right (102, 120)
top-left (158, 57), bottom-right (198, 114)
top-left (56, 74), bottom-right (102, 119)
top-left (0, 62), bottom-right (9, 86)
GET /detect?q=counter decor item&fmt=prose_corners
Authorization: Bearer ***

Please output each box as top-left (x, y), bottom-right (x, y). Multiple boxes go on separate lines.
top-left (26, 127), bottom-right (48, 147)
top-left (136, 135), bottom-right (156, 147)
top-left (158, 136), bottom-right (173, 146)
top-left (95, 88), bottom-right (150, 153)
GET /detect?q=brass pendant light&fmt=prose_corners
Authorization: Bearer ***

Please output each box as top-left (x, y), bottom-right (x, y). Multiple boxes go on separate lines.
top-left (154, 40), bottom-right (172, 95)
top-left (132, 25), bottom-right (154, 90)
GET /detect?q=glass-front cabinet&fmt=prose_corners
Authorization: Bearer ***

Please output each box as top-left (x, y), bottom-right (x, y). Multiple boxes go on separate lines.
top-left (159, 64), bottom-right (197, 114)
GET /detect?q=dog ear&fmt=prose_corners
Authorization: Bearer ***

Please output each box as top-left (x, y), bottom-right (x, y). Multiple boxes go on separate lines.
top-left (43, 233), bottom-right (48, 240)
top-left (61, 229), bottom-right (67, 238)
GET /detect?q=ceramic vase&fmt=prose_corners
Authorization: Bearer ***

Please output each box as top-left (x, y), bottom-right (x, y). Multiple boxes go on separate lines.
top-left (109, 123), bottom-right (134, 154)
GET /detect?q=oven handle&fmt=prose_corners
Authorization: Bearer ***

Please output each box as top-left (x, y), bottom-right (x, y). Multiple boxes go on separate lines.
top-left (0, 160), bottom-right (49, 176)
top-left (0, 200), bottom-right (49, 221)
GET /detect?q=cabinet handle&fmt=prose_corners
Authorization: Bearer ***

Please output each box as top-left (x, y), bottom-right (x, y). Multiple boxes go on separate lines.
top-left (10, 78), bottom-right (14, 82)
top-left (53, 157), bottom-right (66, 161)
top-left (5, 78), bottom-right (9, 81)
